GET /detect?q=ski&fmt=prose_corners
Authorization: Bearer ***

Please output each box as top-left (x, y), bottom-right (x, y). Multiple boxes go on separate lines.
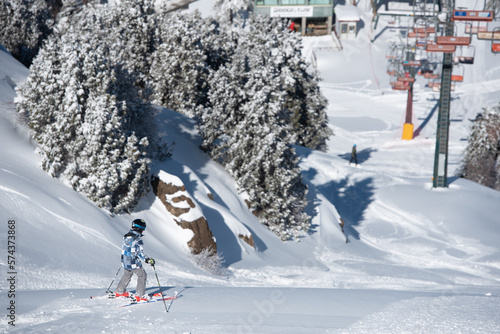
top-left (90, 291), bottom-right (163, 300)
top-left (119, 295), bottom-right (178, 308)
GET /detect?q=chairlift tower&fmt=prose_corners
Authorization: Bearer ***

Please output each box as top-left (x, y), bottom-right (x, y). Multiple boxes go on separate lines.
top-left (401, 48), bottom-right (417, 140)
top-left (432, 0), bottom-right (455, 188)
top-left (431, 1), bottom-right (495, 187)
top-left (382, 1), bottom-right (495, 187)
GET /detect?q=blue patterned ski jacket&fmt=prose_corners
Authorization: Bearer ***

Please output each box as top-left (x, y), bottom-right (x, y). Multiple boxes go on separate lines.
top-left (121, 230), bottom-right (148, 270)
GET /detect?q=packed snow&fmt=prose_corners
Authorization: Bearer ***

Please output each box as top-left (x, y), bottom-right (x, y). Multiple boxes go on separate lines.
top-left (1, 0), bottom-right (500, 333)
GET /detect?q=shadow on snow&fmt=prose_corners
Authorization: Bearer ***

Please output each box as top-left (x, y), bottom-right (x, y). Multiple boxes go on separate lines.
top-left (317, 177), bottom-right (375, 242)
top-left (338, 147), bottom-right (377, 165)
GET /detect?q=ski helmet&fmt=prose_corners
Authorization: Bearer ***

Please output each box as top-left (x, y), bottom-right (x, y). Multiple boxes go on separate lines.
top-left (132, 219), bottom-right (146, 231)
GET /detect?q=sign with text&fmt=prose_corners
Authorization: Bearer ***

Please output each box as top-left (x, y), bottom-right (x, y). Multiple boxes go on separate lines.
top-left (452, 10), bottom-right (493, 21)
top-left (270, 6), bottom-right (313, 18)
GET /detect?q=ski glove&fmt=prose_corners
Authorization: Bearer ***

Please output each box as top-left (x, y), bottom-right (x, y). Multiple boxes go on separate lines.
top-left (146, 258), bottom-right (155, 266)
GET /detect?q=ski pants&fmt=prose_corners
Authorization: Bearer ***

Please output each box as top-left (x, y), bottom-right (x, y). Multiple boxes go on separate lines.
top-left (116, 267), bottom-right (147, 297)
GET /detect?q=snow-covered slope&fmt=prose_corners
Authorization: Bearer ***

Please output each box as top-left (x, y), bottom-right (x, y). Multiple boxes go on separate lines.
top-left (1, 0), bottom-right (500, 331)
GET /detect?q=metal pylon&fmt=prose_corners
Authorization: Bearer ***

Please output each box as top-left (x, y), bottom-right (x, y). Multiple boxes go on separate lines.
top-left (432, 0), bottom-right (455, 188)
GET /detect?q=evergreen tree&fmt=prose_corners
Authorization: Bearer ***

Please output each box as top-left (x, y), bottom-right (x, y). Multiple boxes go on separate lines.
top-left (0, 0), bottom-right (54, 66)
top-left (247, 14), bottom-right (332, 150)
top-left (213, 0), bottom-right (248, 26)
top-left (17, 12), bottom-right (151, 214)
top-left (16, 36), bottom-right (64, 148)
top-left (230, 74), bottom-right (309, 240)
top-left (198, 64), bottom-right (241, 155)
top-left (150, 10), bottom-right (231, 117)
top-left (200, 14), bottom-right (311, 240)
top-left (460, 105), bottom-right (500, 190)
top-left (16, 32), bottom-right (78, 177)
top-left (110, 0), bottom-right (156, 97)
top-left (150, 11), bottom-right (206, 117)
top-left (16, 2), bottom-right (326, 238)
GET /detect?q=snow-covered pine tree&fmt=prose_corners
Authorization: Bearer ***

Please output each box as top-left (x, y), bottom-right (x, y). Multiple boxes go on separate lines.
top-left (240, 60), bottom-right (309, 240)
top-left (75, 90), bottom-right (150, 213)
top-left (293, 68), bottom-right (332, 151)
top-left (110, 0), bottom-right (156, 97)
top-left (74, 92), bottom-right (124, 208)
top-left (192, 13), bottom-right (234, 79)
top-left (73, 0), bottom-right (166, 163)
top-left (201, 14), bottom-right (310, 240)
top-left (17, 11), bottom-right (151, 214)
top-left (460, 105), bottom-right (500, 190)
top-left (0, 0), bottom-right (53, 66)
top-left (229, 85), bottom-right (309, 241)
top-left (281, 42), bottom-right (332, 151)
top-left (73, 31), bottom-right (150, 213)
top-left (213, 0), bottom-right (248, 26)
top-left (16, 31), bottom-right (82, 177)
top-left (246, 14), bottom-right (332, 151)
top-left (198, 63), bottom-right (241, 155)
top-left (150, 10), bottom-right (227, 117)
top-left (16, 36), bottom-right (64, 148)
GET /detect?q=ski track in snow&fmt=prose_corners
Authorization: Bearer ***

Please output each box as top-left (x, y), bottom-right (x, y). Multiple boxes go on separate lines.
top-left (363, 200), bottom-right (500, 287)
top-left (0, 177), bottom-right (118, 251)
top-left (5, 288), bottom-right (500, 333)
top-left (0, 184), bottom-right (30, 200)
top-left (339, 295), bottom-right (500, 334)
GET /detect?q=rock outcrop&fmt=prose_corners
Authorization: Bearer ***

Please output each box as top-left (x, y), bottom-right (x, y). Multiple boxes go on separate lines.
top-left (151, 172), bottom-right (217, 255)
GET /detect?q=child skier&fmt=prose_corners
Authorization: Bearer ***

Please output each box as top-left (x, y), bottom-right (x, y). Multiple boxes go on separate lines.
top-left (114, 219), bottom-right (155, 302)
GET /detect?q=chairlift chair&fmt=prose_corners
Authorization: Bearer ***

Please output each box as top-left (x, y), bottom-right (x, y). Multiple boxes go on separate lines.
top-left (416, 57), bottom-right (429, 75)
top-left (427, 76), bottom-right (441, 91)
top-left (409, 28), bottom-right (434, 39)
top-left (397, 74), bottom-right (415, 83)
top-left (426, 41), bottom-right (456, 53)
top-left (392, 81), bottom-right (411, 91)
top-left (422, 61), bottom-right (439, 79)
top-left (424, 72), bottom-right (440, 79)
top-left (386, 59), bottom-right (400, 75)
top-left (492, 27), bottom-right (500, 53)
top-left (413, 0), bottom-right (439, 17)
top-left (429, 83), bottom-right (440, 92)
top-left (465, 21), bottom-right (488, 35)
top-left (425, 63), bottom-right (440, 80)
top-left (454, 45), bottom-right (475, 64)
top-left (451, 64), bottom-right (464, 82)
top-left (411, 17), bottom-right (437, 49)
top-left (436, 36), bottom-right (471, 46)
top-left (389, 73), bottom-right (399, 87)
top-left (414, 47), bottom-right (427, 62)
top-left (493, 42), bottom-right (500, 53)
top-left (386, 43), bottom-right (397, 59)
top-left (390, 72), bottom-right (411, 91)
top-left (435, 22), bottom-right (471, 46)
top-left (388, 44), bottom-right (405, 61)
top-left (420, 61), bottom-right (432, 77)
top-left (452, 10), bottom-right (494, 22)
top-left (416, 38), bottom-right (428, 48)
top-left (429, 81), bottom-right (455, 92)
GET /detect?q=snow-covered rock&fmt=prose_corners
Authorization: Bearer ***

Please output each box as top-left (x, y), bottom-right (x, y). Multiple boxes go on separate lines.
top-left (151, 170), bottom-right (217, 254)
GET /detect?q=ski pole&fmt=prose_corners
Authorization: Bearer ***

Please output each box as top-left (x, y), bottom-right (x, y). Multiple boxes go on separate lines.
top-left (106, 266), bottom-right (122, 293)
top-left (152, 264), bottom-right (169, 313)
